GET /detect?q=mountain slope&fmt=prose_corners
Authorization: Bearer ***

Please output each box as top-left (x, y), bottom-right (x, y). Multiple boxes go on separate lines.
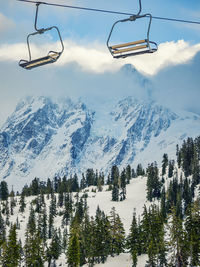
top-left (0, 96), bottom-right (94, 189)
top-left (0, 96), bottom-right (199, 190)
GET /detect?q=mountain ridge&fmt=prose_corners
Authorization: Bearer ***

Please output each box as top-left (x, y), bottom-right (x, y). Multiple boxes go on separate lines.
top-left (0, 95), bottom-right (199, 190)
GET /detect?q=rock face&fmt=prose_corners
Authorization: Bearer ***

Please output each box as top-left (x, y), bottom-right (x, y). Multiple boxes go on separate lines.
top-left (0, 95), bottom-right (199, 189)
top-left (0, 97), bottom-right (93, 183)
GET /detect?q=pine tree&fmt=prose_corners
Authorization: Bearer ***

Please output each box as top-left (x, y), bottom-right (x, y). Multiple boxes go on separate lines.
top-left (131, 168), bottom-right (136, 178)
top-left (126, 210), bottom-right (138, 267)
top-left (107, 174), bottom-right (111, 185)
top-left (183, 177), bottom-right (192, 213)
top-left (41, 204), bottom-right (47, 240)
top-left (185, 200), bottom-right (200, 266)
top-left (168, 207), bottom-right (189, 267)
top-left (31, 177), bottom-right (40, 195)
top-left (34, 195), bottom-right (42, 213)
top-left (0, 210), bottom-right (6, 246)
top-left (0, 224), bottom-right (21, 267)
top-left (97, 173), bottom-right (103, 192)
top-left (111, 165), bottom-right (119, 185)
top-left (72, 174), bottom-right (79, 192)
top-left (86, 169), bottom-right (95, 187)
top-left (5, 200), bottom-right (10, 226)
top-left (79, 210), bottom-right (94, 266)
top-left (47, 229), bottom-right (62, 266)
top-left (46, 178), bottom-right (53, 195)
top-left (191, 146), bottom-right (200, 186)
top-left (1, 241), bottom-right (9, 267)
top-left (16, 216), bottom-right (20, 230)
top-left (180, 137), bottom-right (195, 177)
top-left (48, 194), bottom-right (57, 238)
top-left (10, 189), bottom-right (16, 216)
top-left (80, 173), bottom-right (87, 190)
top-left (139, 205), bottom-right (149, 254)
top-left (92, 207), bottom-right (111, 264)
top-left (146, 205), bottom-right (166, 267)
top-left (140, 205), bottom-right (167, 266)
top-left (136, 164), bottom-right (144, 176)
top-left (112, 184), bottom-right (119, 202)
top-left (120, 169), bottom-right (126, 201)
top-left (62, 227), bottom-right (68, 253)
top-left (109, 207), bottom-right (125, 256)
top-left (58, 190), bottom-right (64, 207)
top-left (100, 172), bottom-right (105, 186)
top-left (125, 165), bottom-right (131, 184)
top-left (146, 163), bottom-right (161, 201)
top-left (19, 193), bottom-right (26, 212)
top-left (67, 228), bottom-right (80, 267)
top-left (162, 153), bottom-right (168, 176)
top-left (74, 198), bottom-right (84, 225)
top-left (24, 227), bottom-right (45, 267)
top-left (175, 191), bottom-right (183, 219)
top-left (0, 181), bottom-right (9, 201)
top-left (176, 144), bottom-right (182, 168)
top-left (160, 187), bottom-right (167, 220)
top-left (62, 193), bottom-right (73, 226)
top-left (168, 160), bottom-right (175, 178)
top-left (27, 204), bottom-right (36, 235)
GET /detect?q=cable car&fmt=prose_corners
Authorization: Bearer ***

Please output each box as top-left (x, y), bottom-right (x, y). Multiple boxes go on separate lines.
top-left (19, 3), bottom-right (64, 70)
top-left (107, 0), bottom-right (157, 59)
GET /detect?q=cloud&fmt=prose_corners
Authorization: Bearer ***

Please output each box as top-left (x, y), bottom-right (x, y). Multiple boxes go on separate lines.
top-left (58, 40), bottom-right (123, 73)
top-left (0, 13), bottom-right (15, 33)
top-left (127, 40), bottom-right (200, 75)
top-left (151, 51), bottom-right (200, 115)
top-left (0, 48), bottom-right (200, 128)
top-left (0, 39), bottom-right (200, 76)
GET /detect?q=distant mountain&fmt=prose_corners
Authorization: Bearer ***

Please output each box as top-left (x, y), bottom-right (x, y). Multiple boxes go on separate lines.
top-left (0, 96), bottom-right (199, 190)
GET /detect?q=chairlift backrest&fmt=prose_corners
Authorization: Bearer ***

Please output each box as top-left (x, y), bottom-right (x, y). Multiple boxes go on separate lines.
top-left (19, 3), bottom-right (64, 70)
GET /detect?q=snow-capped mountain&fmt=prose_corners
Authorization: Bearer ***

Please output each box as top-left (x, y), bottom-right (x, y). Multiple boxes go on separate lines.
top-left (0, 96), bottom-right (94, 188)
top-left (0, 95), bottom-right (199, 190)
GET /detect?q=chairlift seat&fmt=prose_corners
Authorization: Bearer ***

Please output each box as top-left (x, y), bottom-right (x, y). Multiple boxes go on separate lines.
top-left (109, 39), bottom-right (157, 59)
top-left (19, 52), bottom-right (60, 70)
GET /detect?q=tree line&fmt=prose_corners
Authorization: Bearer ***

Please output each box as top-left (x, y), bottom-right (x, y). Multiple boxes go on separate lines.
top-left (0, 135), bottom-right (199, 266)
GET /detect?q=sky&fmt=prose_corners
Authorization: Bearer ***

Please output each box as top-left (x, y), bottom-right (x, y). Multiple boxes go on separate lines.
top-left (0, 0), bottom-right (200, 125)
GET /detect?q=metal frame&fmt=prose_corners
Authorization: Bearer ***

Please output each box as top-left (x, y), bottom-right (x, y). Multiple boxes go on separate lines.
top-left (19, 2), bottom-right (64, 69)
top-left (107, 0), bottom-right (157, 59)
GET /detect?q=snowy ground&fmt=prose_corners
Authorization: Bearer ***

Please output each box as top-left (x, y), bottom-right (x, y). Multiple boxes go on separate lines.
top-left (5, 176), bottom-right (151, 266)
top-left (86, 176), bottom-right (149, 234)
top-left (51, 251), bottom-right (148, 267)
top-left (83, 253), bottom-right (148, 267)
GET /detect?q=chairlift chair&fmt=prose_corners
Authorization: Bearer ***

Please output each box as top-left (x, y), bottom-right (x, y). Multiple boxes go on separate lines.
top-left (107, 0), bottom-right (157, 59)
top-left (19, 3), bottom-right (64, 70)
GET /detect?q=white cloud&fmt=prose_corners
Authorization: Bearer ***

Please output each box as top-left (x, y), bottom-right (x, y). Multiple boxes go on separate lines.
top-left (0, 39), bottom-right (200, 75)
top-left (127, 40), bottom-right (200, 75)
top-left (0, 43), bottom-right (27, 61)
top-left (58, 40), bottom-right (123, 73)
top-left (0, 13), bottom-right (15, 33)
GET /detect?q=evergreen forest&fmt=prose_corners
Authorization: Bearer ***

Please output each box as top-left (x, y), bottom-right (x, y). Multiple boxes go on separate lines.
top-left (0, 136), bottom-right (199, 266)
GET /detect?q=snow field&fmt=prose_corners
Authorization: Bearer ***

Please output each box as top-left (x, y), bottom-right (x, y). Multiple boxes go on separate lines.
top-left (3, 176), bottom-right (150, 266)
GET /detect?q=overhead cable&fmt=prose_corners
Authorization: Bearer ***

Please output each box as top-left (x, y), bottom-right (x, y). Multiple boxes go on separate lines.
top-left (17, 0), bottom-right (200, 25)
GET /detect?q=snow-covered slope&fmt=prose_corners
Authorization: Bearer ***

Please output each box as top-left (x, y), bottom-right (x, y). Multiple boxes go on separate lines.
top-left (79, 97), bottom-right (178, 170)
top-left (5, 177), bottom-right (149, 267)
top-left (0, 95), bottom-right (199, 190)
top-left (0, 96), bottom-right (94, 189)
